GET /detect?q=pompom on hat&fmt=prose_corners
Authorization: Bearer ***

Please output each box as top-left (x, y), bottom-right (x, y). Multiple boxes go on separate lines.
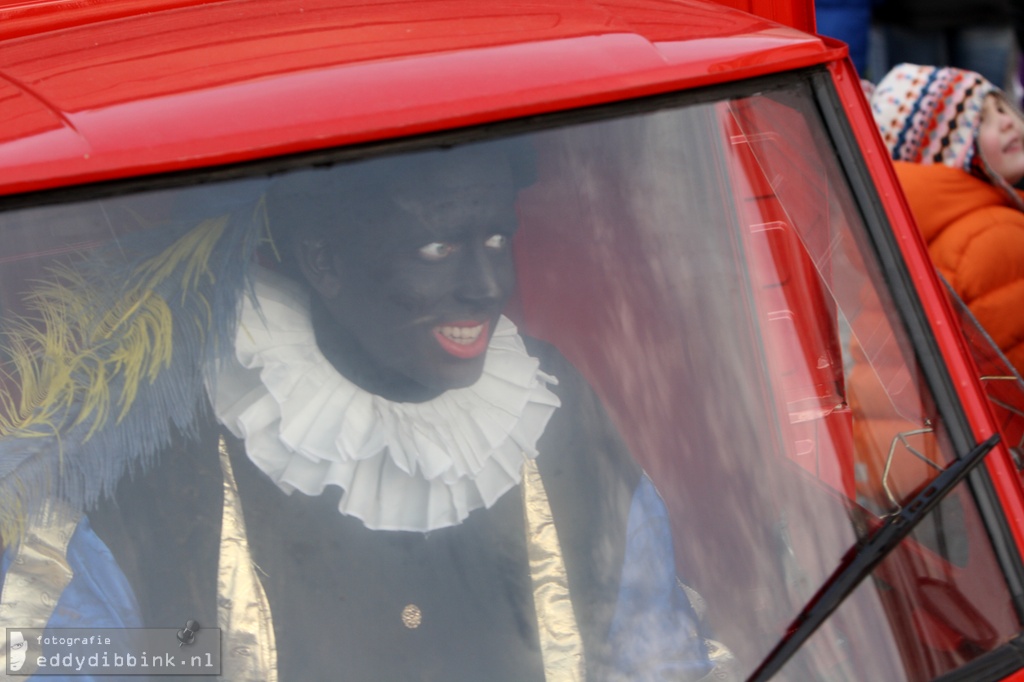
top-left (871, 63), bottom-right (1024, 210)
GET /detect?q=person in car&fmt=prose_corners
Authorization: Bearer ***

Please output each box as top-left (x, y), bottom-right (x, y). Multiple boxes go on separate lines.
top-left (871, 63), bottom-right (1024, 377)
top-left (0, 141), bottom-right (730, 681)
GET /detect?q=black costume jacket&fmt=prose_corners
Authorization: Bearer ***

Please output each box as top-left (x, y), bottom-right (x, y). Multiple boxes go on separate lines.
top-left (90, 339), bottom-right (642, 681)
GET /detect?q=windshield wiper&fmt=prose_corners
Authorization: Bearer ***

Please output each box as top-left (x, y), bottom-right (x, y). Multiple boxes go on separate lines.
top-left (746, 432), bottom-right (1001, 682)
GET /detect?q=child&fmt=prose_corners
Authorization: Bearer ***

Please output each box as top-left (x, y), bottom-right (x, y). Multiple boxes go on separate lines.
top-left (872, 63), bottom-right (1024, 376)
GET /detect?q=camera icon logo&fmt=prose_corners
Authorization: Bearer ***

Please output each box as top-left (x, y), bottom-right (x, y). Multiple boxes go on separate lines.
top-left (8, 631), bottom-right (27, 672)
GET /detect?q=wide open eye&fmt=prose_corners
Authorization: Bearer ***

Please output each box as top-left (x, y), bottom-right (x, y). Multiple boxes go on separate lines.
top-left (484, 234), bottom-right (508, 250)
top-left (418, 242), bottom-right (456, 261)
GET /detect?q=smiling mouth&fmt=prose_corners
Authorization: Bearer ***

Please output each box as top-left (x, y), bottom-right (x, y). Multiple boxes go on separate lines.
top-left (433, 320), bottom-right (491, 359)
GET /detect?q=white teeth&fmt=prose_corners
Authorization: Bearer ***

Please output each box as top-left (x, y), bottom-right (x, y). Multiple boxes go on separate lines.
top-left (438, 324), bottom-right (483, 344)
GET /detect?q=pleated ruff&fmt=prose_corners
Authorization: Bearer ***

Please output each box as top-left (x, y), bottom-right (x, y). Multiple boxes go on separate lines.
top-left (209, 268), bottom-right (561, 532)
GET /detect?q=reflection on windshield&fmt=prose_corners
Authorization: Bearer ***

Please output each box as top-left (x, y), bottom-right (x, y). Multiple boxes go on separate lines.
top-left (0, 77), bottom-right (1018, 681)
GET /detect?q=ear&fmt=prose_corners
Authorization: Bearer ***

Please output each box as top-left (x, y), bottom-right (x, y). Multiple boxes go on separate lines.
top-left (295, 238), bottom-right (343, 300)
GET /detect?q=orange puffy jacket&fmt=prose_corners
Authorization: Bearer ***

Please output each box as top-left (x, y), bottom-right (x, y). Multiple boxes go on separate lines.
top-left (894, 161), bottom-right (1024, 376)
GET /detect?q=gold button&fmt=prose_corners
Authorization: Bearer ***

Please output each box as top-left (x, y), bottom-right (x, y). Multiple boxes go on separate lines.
top-left (401, 604), bottom-right (422, 629)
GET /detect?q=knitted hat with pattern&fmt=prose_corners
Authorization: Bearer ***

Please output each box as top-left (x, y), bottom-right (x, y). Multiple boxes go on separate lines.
top-left (871, 63), bottom-right (995, 171)
top-left (871, 63), bottom-right (1024, 210)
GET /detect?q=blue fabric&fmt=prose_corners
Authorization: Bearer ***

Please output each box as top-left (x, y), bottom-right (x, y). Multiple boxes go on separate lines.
top-left (607, 476), bottom-right (712, 680)
top-left (1, 517), bottom-right (142, 681)
top-left (815, 3), bottom-right (873, 72)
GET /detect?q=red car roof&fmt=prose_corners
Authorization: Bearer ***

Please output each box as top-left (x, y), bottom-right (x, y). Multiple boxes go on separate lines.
top-left (0, 0), bottom-right (834, 196)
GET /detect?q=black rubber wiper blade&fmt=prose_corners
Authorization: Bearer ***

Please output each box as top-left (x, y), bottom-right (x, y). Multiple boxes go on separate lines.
top-left (746, 432), bottom-right (1001, 682)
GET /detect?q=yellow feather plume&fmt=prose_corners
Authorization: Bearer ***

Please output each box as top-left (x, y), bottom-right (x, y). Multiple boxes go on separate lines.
top-left (0, 216), bottom-right (228, 441)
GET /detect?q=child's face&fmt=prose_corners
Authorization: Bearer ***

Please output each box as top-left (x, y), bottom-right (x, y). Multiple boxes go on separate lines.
top-left (978, 94), bottom-right (1024, 185)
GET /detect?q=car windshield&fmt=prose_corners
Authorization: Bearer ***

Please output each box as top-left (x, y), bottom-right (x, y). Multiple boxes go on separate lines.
top-left (0, 72), bottom-right (1019, 681)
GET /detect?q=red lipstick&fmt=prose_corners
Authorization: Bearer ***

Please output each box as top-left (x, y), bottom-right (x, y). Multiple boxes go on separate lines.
top-left (433, 319), bottom-right (491, 359)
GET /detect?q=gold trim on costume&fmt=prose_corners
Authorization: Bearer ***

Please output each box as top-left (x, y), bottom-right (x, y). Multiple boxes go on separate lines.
top-left (522, 455), bottom-right (585, 681)
top-left (0, 501), bottom-right (78, 679)
top-left (699, 638), bottom-right (739, 682)
top-left (218, 436), bottom-right (278, 682)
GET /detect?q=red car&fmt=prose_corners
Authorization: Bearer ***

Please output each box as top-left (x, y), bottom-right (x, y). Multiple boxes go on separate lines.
top-left (2, 1), bottom-right (1024, 680)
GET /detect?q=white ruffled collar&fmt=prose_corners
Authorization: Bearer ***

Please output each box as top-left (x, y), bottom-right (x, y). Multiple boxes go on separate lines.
top-left (209, 267), bottom-right (560, 532)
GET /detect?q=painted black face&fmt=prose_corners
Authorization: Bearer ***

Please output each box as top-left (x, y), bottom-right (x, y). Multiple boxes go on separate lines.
top-left (297, 146), bottom-right (520, 403)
